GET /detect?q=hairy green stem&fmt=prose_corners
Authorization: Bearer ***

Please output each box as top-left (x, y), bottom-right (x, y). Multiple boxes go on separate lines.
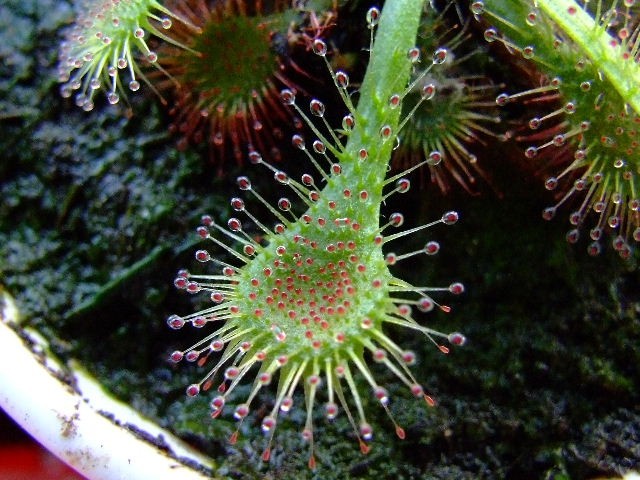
top-left (342, 0), bottom-right (425, 192)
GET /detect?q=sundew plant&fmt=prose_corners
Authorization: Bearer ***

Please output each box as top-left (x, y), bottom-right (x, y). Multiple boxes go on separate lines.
top-left (57, 0), bottom-right (197, 110)
top-left (167, 0), bottom-right (466, 468)
top-left (154, 0), bottom-right (311, 168)
top-left (41, 0), bottom-right (640, 477)
top-left (473, 0), bottom-right (640, 257)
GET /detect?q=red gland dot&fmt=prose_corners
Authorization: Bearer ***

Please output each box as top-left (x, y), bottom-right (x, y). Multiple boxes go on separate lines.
top-left (262, 417), bottom-right (277, 432)
top-left (422, 84), bottom-right (436, 99)
top-left (211, 291), bottom-right (224, 303)
top-left (312, 38), bottom-right (327, 56)
top-left (342, 114), bottom-right (355, 130)
top-left (373, 349), bottom-right (386, 362)
top-left (248, 150), bottom-right (262, 164)
top-left (278, 198), bottom-right (291, 211)
top-left (274, 171), bottom-right (289, 184)
top-left (361, 317), bottom-right (373, 329)
top-left (230, 197), bottom-right (245, 211)
top-left (277, 355), bottom-right (288, 365)
top-left (167, 314), bottom-right (185, 329)
top-left (196, 226), bottom-right (209, 238)
top-left (449, 332), bottom-right (466, 345)
top-left (234, 404), bottom-right (250, 420)
top-left (407, 47), bottom-right (420, 62)
top-left (237, 176), bottom-right (252, 190)
top-left (418, 297), bottom-right (434, 312)
top-left (228, 218), bottom-right (242, 231)
top-left (410, 384), bottom-right (424, 397)
top-left (325, 402), bottom-right (338, 419)
top-left (278, 396), bottom-right (293, 412)
top-left (313, 140), bottom-right (326, 154)
top-left (442, 211), bottom-right (459, 225)
top-left (360, 423), bottom-right (373, 440)
top-left (185, 351), bottom-right (199, 362)
top-left (292, 134), bottom-right (305, 150)
top-left (374, 386), bottom-right (389, 404)
top-left (396, 178), bottom-right (410, 193)
top-left (211, 396), bottom-right (225, 410)
top-left (310, 99), bottom-right (325, 116)
top-left (424, 241), bottom-right (440, 255)
top-left (186, 384), bottom-right (200, 397)
top-left (173, 276), bottom-right (188, 289)
top-left (192, 316), bottom-right (206, 327)
top-left (169, 351), bottom-right (184, 362)
top-left (429, 151), bottom-right (442, 164)
top-left (402, 351), bottom-right (416, 364)
top-left (542, 207), bottom-right (556, 221)
top-left (390, 212), bottom-right (404, 226)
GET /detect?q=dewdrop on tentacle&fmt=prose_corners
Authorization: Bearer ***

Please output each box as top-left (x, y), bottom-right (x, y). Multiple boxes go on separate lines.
top-left (475, 0), bottom-right (640, 258)
top-left (167, 4), bottom-right (466, 469)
